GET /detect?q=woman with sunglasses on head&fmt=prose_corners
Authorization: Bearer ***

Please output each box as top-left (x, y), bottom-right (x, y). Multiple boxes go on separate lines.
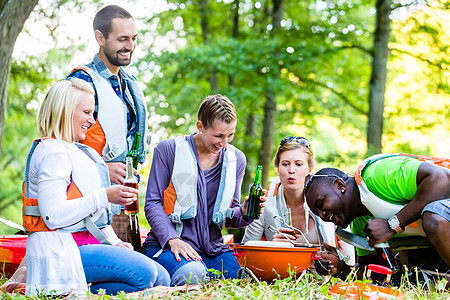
top-left (242, 136), bottom-right (354, 274)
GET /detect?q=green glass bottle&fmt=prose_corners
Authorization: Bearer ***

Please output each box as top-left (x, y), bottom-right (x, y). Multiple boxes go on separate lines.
top-left (246, 165), bottom-right (263, 219)
top-left (126, 132), bottom-right (141, 169)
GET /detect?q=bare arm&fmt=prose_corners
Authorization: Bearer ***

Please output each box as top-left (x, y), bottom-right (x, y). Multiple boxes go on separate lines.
top-left (365, 162), bottom-right (450, 245)
top-left (396, 162), bottom-right (450, 228)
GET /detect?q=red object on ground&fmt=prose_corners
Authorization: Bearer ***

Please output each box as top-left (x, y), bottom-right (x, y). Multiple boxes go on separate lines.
top-left (368, 264), bottom-right (393, 275)
top-left (0, 235), bottom-right (27, 278)
top-left (231, 243), bottom-right (319, 282)
top-left (329, 264), bottom-right (403, 299)
top-left (328, 282), bottom-right (403, 299)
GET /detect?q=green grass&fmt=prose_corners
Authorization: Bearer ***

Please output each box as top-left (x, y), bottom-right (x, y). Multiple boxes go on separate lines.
top-left (2, 268), bottom-right (449, 299)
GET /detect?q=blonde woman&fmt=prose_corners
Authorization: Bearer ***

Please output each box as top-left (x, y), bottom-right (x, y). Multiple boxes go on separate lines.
top-left (23, 79), bottom-right (169, 296)
top-left (242, 136), bottom-right (354, 274)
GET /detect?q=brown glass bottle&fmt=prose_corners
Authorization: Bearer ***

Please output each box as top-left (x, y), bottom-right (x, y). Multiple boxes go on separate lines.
top-left (374, 242), bottom-right (399, 273)
top-left (124, 157), bottom-right (138, 215)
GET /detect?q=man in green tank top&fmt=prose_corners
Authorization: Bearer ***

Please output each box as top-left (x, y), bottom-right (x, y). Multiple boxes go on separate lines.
top-left (304, 154), bottom-right (449, 284)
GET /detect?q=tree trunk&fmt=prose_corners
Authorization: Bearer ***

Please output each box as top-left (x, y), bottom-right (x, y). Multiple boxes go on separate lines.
top-left (198, 0), bottom-right (218, 91)
top-left (242, 112), bottom-right (257, 196)
top-left (258, 90), bottom-right (277, 188)
top-left (258, 0), bottom-right (285, 187)
top-left (228, 0), bottom-right (240, 86)
top-left (232, 0), bottom-right (239, 39)
top-left (367, 0), bottom-right (391, 155)
top-left (0, 0), bottom-right (39, 164)
top-left (272, 0), bottom-right (285, 29)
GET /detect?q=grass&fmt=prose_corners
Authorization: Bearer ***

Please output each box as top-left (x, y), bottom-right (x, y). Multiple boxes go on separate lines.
top-left (2, 267), bottom-right (449, 299)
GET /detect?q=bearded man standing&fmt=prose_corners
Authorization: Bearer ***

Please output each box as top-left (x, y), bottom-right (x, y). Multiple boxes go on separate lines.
top-left (67, 5), bottom-right (148, 251)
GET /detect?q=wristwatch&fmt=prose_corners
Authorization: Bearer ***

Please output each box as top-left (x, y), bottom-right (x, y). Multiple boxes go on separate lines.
top-left (388, 215), bottom-right (404, 233)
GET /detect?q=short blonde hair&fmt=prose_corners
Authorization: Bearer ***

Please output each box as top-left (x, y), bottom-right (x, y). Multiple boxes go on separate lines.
top-left (37, 79), bottom-right (94, 143)
top-left (274, 137), bottom-right (315, 169)
top-left (197, 94), bottom-right (237, 129)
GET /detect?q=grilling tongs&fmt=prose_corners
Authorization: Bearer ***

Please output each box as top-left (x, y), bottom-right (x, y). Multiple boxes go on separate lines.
top-left (271, 216), bottom-right (321, 248)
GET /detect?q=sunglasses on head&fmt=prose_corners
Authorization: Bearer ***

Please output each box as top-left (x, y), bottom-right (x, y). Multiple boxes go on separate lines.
top-left (280, 136), bottom-right (311, 147)
top-left (304, 174), bottom-right (341, 191)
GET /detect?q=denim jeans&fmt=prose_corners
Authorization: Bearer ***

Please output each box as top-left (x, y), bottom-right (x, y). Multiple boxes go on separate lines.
top-left (79, 244), bottom-right (170, 295)
top-left (141, 245), bottom-right (241, 286)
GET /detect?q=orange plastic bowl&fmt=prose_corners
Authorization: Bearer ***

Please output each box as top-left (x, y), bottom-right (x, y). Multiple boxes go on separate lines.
top-left (231, 243), bottom-right (319, 282)
top-left (0, 235), bottom-right (27, 277)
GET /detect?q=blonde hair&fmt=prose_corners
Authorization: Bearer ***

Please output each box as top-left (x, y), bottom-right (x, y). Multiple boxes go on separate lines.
top-left (197, 94), bottom-right (237, 129)
top-left (37, 79), bottom-right (94, 143)
top-left (274, 138), bottom-right (315, 169)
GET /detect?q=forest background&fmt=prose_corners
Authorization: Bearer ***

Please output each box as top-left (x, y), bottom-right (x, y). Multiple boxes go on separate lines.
top-left (0, 0), bottom-right (449, 236)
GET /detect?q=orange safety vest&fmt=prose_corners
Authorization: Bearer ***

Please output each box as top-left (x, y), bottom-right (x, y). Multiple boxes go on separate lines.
top-left (22, 139), bottom-right (113, 244)
top-left (69, 66), bottom-right (148, 164)
top-left (22, 178), bottom-right (83, 232)
top-left (162, 137), bottom-right (237, 235)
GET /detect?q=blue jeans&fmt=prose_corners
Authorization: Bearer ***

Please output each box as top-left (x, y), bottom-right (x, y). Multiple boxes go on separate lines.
top-left (79, 244), bottom-right (170, 294)
top-left (142, 245), bottom-right (240, 286)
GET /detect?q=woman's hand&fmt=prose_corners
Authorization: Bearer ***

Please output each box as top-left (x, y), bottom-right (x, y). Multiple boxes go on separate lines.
top-left (272, 227), bottom-right (300, 243)
top-left (115, 241), bottom-right (134, 250)
top-left (168, 238), bottom-right (202, 262)
top-left (105, 185), bottom-right (138, 206)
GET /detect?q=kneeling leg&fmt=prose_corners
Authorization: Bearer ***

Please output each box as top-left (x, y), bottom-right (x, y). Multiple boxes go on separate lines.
top-left (423, 211), bottom-right (450, 267)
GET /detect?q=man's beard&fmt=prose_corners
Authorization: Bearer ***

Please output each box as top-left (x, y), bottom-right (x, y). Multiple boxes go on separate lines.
top-left (104, 45), bottom-right (133, 67)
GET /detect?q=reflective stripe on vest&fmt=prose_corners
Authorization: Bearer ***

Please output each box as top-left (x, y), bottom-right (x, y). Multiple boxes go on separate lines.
top-left (355, 153), bottom-right (450, 236)
top-left (163, 136), bottom-right (237, 235)
top-left (22, 139), bottom-right (112, 244)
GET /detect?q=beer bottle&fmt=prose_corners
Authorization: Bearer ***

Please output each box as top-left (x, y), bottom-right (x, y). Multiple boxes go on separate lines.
top-left (124, 157), bottom-right (139, 215)
top-left (374, 242), bottom-right (399, 273)
top-left (246, 165), bottom-right (263, 219)
top-left (284, 207), bottom-right (292, 226)
top-left (283, 207), bottom-right (299, 235)
top-left (127, 132), bottom-right (141, 169)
